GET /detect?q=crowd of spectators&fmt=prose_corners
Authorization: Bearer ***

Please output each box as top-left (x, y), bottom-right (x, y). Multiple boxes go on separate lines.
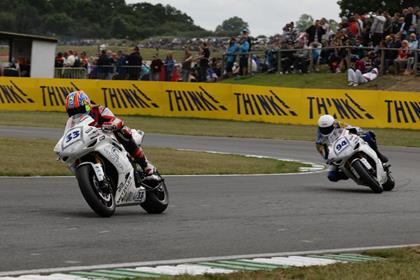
top-left (272, 6), bottom-right (420, 79)
top-left (53, 6), bottom-right (420, 83)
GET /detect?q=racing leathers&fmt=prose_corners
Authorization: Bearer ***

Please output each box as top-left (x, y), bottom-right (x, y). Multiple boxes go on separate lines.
top-left (88, 105), bottom-right (155, 175)
top-left (316, 123), bottom-right (388, 182)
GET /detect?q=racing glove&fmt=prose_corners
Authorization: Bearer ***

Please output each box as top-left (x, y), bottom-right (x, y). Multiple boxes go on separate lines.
top-left (102, 122), bottom-right (117, 131)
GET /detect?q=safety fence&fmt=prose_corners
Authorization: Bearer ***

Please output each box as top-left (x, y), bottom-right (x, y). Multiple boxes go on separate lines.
top-left (0, 77), bottom-right (418, 130)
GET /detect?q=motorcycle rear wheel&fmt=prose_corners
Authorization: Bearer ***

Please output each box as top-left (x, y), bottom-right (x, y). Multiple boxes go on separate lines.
top-left (76, 165), bottom-right (116, 217)
top-left (352, 159), bottom-right (383, 193)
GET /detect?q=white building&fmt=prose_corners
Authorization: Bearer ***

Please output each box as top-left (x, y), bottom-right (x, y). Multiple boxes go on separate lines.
top-left (0, 31), bottom-right (57, 78)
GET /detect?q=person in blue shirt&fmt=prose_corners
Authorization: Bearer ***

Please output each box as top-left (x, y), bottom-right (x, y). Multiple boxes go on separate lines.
top-left (225, 37), bottom-right (238, 77)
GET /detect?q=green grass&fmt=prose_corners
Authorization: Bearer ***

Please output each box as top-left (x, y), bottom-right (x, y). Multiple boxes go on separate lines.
top-left (0, 137), bottom-right (306, 176)
top-left (125, 246), bottom-right (420, 280)
top-left (0, 111), bottom-right (419, 147)
top-left (222, 72), bottom-right (414, 91)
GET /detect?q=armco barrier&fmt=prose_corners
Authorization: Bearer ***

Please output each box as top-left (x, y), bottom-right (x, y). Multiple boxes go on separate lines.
top-left (0, 77), bottom-right (418, 130)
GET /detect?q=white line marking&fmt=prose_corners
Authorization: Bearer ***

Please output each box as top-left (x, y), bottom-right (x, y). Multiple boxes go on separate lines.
top-left (1, 244), bottom-right (417, 277)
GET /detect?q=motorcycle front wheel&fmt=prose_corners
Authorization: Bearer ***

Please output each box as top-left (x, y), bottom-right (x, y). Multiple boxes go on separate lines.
top-left (76, 164), bottom-right (116, 217)
top-left (140, 174), bottom-right (169, 214)
top-left (352, 159), bottom-right (383, 193)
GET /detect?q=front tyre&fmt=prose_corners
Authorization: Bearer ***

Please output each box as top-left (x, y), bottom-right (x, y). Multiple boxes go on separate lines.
top-left (382, 173), bottom-right (395, 191)
top-left (140, 175), bottom-right (169, 214)
top-left (352, 159), bottom-right (383, 193)
top-left (76, 165), bottom-right (116, 217)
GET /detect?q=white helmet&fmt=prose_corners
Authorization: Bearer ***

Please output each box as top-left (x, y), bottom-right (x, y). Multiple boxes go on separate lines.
top-left (318, 114), bottom-right (335, 135)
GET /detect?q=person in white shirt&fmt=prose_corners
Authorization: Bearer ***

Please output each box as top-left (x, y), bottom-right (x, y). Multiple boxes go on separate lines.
top-left (65, 50), bottom-right (76, 67)
top-left (370, 10), bottom-right (386, 46)
top-left (347, 68), bottom-right (378, 87)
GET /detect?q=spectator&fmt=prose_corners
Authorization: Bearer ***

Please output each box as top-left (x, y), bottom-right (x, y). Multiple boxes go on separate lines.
top-left (370, 9), bottom-right (386, 46)
top-left (115, 50), bottom-right (127, 80)
top-left (394, 40), bottom-right (409, 74)
top-left (238, 35), bottom-right (250, 76)
top-left (181, 46), bottom-right (193, 82)
top-left (306, 20), bottom-right (326, 46)
top-left (80, 51), bottom-right (89, 69)
top-left (197, 42), bottom-right (210, 82)
top-left (293, 40), bottom-right (309, 74)
top-left (384, 35), bottom-right (400, 73)
top-left (225, 36), bottom-right (238, 78)
top-left (416, 10), bottom-right (420, 38)
top-left (55, 52), bottom-right (64, 68)
top-left (347, 67), bottom-right (379, 87)
top-left (406, 33), bottom-right (418, 74)
top-left (127, 46), bottom-right (142, 80)
top-left (164, 52), bottom-right (175, 81)
top-left (150, 54), bottom-right (163, 81)
top-left (96, 50), bottom-right (113, 80)
top-left (65, 50), bottom-right (76, 67)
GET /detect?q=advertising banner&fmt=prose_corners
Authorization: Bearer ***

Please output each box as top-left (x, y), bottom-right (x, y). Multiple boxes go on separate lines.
top-left (0, 77), bottom-right (418, 129)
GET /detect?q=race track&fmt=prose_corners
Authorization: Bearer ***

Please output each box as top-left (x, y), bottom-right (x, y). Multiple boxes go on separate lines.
top-left (0, 126), bottom-right (419, 272)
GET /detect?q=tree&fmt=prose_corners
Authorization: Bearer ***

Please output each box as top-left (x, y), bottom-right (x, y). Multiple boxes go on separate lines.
top-left (0, 0), bottom-right (207, 39)
top-left (296, 14), bottom-right (314, 32)
top-left (215, 16), bottom-right (249, 36)
top-left (337, 0), bottom-right (418, 16)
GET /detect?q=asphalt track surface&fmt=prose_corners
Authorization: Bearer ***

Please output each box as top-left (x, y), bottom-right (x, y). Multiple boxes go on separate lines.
top-left (0, 126), bottom-right (419, 272)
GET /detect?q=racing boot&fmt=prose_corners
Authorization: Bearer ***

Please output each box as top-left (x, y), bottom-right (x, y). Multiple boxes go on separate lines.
top-left (376, 151), bottom-right (388, 164)
top-left (132, 148), bottom-right (156, 176)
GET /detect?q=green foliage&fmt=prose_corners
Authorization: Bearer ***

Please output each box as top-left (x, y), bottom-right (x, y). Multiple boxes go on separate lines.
top-left (0, 0), bottom-right (206, 39)
top-left (215, 16), bottom-right (249, 36)
top-left (337, 0), bottom-right (418, 16)
top-left (296, 14), bottom-right (314, 32)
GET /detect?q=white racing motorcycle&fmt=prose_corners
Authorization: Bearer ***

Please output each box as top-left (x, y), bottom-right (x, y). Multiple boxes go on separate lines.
top-left (54, 114), bottom-right (169, 217)
top-left (327, 128), bottom-right (395, 193)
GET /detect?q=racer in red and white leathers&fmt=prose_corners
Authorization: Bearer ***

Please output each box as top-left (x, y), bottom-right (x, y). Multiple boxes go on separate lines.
top-left (65, 90), bottom-right (155, 175)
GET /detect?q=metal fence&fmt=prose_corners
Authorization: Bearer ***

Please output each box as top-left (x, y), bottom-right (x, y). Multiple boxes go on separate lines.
top-left (222, 46), bottom-right (420, 76)
top-left (54, 65), bottom-right (145, 80)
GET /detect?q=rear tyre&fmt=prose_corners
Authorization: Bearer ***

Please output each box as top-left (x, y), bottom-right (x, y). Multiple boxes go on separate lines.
top-left (76, 164), bottom-right (115, 217)
top-left (352, 159), bottom-right (383, 193)
top-left (140, 175), bottom-right (169, 214)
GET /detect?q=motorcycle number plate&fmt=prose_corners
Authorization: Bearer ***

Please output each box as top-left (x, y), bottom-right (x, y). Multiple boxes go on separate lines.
top-left (334, 137), bottom-right (350, 155)
top-left (62, 128), bottom-right (82, 149)
top-left (134, 188), bottom-right (146, 203)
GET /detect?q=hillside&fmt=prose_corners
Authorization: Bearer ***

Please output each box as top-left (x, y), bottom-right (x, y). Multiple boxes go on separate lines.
top-left (0, 0), bottom-right (208, 40)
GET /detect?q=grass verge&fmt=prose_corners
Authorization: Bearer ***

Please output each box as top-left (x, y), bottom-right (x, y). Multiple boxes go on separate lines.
top-left (0, 111), bottom-right (419, 147)
top-left (127, 246), bottom-right (420, 280)
top-left (0, 137), bottom-right (307, 176)
top-left (221, 72), bottom-right (420, 92)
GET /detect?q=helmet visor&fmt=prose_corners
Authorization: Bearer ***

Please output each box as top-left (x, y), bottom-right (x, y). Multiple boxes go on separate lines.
top-left (67, 106), bottom-right (88, 117)
top-left (319, 125), bottom-right (334, 135)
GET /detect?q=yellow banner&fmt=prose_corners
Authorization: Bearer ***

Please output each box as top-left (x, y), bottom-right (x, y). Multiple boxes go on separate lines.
top-left (0, 77), bottom-right (418, 129)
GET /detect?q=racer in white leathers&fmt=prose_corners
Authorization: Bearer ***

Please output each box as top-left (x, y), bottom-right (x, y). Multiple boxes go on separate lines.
top-left (316, 114), bottom-right (388, 182)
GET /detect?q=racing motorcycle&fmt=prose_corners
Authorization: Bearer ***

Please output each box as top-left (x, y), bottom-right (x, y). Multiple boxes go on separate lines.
top-left (54, 114), bottom-right (169, 217)
top-left (327, 128), bottom-right (395, 193)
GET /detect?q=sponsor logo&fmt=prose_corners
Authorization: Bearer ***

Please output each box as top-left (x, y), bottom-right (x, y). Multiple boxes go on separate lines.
top-left (40, 82), bottom-right (79, 106)
top-left (385, 100), bottom-right (420, 123)
top-left (307, 93), bottom-right (374, 120)
top-left (234, 90), bottom-right (298, 116)
top-left (117, 174), bottom-right (133, 204)
top-left (166, 86), bottom-right (227, 112)
top-left (104, 146), bottom-right (124, 170)
top-left (102, 84), bottom-right (159, 109)
top-left (0, 80), bottom-right (35, 104)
